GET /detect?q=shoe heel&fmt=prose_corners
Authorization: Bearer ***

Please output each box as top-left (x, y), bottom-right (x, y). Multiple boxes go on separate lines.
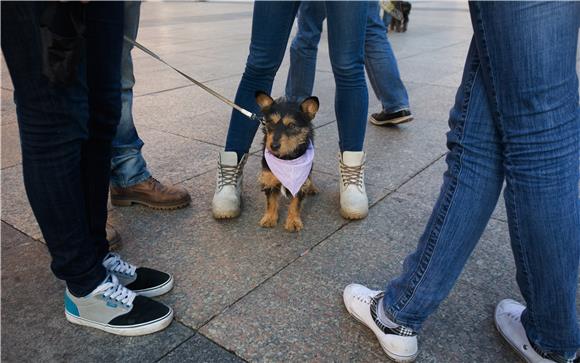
top-left (111, 199), bottom-right (133, 207)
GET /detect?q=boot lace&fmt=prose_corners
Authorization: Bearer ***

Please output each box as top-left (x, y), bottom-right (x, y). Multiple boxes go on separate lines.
top-left (103, 252), bottom-right (136, 277)
top-left (340, 160), bottom-right (364, 189)
top-left (217, 156), bottom-right (246, 189)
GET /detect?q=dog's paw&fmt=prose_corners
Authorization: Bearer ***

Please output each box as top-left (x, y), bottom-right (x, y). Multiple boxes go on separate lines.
top-left (260, 214), bottom-right (278, 228)
top-left (304, 184), bottom-right (319, 195)
top-left (284, 217), bottom-right (303, 232)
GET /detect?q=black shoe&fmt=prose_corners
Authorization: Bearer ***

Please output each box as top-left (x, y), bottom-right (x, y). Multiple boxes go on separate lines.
top-left (103, 253), bottom-right (174, 297)
top-left (369, 109), bottom-right (413, 126)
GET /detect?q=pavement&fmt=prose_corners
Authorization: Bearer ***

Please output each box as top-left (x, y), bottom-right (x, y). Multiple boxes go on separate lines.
top-left (2, 2), bottom-right (577, 362)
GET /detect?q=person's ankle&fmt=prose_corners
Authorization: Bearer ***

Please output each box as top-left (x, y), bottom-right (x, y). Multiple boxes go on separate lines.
top-left (67, 274), bottom-right (108, 298)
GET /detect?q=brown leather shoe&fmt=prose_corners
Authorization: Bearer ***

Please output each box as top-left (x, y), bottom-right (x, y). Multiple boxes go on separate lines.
top-left (106, 223), bottom-right (122, 251)
top-left (110, 177), bottom-right (191, 210)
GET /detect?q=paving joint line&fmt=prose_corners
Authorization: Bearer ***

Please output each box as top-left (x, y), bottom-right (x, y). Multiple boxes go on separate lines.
top-left (136, 122), bottom-right (226, 149)
top-left (153, 320), bottom-right (249, 362)
top-left (134, 72), bottom-right (242, 98)
top-left (397, 40), bottom-right (469, 61)
top-left (194, 152), bottom-right (447, 348)
top-left (153, 333), bottom-right (198, 362)
top-left (1, 219), bottom-right (45, 247)
top-left (490, 216), bottom-right (507, 224)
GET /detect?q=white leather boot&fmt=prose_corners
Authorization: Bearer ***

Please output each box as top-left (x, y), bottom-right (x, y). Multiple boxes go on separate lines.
top-left (212, 152), bottom-right (247, 219)
top-left (339, 151), bottom-right (369, 219)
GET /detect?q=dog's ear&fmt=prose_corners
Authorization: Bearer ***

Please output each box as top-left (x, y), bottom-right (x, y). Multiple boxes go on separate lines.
top-left (255, 91), bottom-right (274, 109)
top-left (300, 96), bottom-right (319, 120)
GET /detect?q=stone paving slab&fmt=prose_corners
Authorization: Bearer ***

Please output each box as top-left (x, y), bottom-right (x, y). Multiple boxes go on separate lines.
top-left (133, 127), bottom-right (222, 185)
top-left (158, 334), bottom-right (244, 363)
top-left (3, 2), bottom-right (575, 362)
top-left (132, 70), bottom-right (336, 154)
top-left (1, 222), bottom-right (195, 363)
top-left (1, 122), bottom-right (20, 169)
top-left (201, 188), bottom-right (521, 363)
top-left (1, 88), bottom-right (16, 126)
top-left (1, 165), bottom-right (43, 240)
top-left (1, 57), bottom-right (14, 91)
top-left (0, 127), bottom-right (222, 241)
top-left (313, 84), bottom-right (457, 190)
top-left (107, 155), bottom-right (390, 330)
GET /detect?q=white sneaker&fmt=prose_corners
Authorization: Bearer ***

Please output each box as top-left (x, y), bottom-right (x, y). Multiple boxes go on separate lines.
top-left (343, 284), bottom-right (418, 362)
top-left (339, 151), bottom-right (369, 219)
top-left (495, 299), bottom-right (575, 363)
top-left (212, 151), bottom-right (247, 219)
top-left (65, 274), bottom-right (173, 336)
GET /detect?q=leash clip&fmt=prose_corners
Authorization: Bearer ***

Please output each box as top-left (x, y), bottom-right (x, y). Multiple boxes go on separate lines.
top-left (252, 114), bottom-right (266, 126)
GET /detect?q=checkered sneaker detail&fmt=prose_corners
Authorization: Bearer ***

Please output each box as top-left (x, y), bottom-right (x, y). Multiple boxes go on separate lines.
top-left (370, 292), bottom-right (417, 337)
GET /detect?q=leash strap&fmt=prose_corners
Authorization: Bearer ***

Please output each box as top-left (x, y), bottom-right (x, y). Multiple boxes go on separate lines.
top-left (125, 36), bottom-right (264, 125)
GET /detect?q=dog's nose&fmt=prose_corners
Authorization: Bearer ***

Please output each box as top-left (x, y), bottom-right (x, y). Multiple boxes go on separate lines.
top-left (271, 142), bottom-right (281, 150)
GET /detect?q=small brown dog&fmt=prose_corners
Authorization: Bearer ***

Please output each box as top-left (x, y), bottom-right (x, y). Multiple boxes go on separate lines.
top-left (255, 91), bottom-right (319, 232)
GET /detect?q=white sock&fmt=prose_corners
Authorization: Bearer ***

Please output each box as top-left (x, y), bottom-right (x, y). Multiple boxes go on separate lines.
top-left (376, 296), bottom-right (401, 329)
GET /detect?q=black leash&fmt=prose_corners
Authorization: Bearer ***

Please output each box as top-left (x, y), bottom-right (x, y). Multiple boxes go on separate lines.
top-left (125, 36), bottom-right (265, 126)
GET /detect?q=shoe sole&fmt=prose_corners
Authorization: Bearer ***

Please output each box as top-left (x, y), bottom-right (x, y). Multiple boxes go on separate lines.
top-left (111, 198), bottom-right (191, 210)
top-left (344, 302), bottom-right (418, 363)
top-left (369, 115), bottom-right (414, 126)
top-left (65, 308), bottom-right (173, 336)
top-left (134, 275), bottom-right (174, 298)
top-left (212, 198), bottom-right (243, 219)
top-left (212, 210), bottom-right (241, 219)
top-left (340, 208), bottom-right (369, 220)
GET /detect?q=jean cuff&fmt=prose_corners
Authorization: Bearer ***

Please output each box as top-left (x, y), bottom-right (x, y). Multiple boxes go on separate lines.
top-left (381, 105), bottom-right (411, 114)
top-left (65, 262), bottom-right (108, 297)
top-left (383, 300), bottom-right (423, 332)
top-left (110, 170), bottom-right (151, 188)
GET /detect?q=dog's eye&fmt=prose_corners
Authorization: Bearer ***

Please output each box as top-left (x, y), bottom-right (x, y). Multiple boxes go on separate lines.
top-left (287, 123), bottom-right (295, 129)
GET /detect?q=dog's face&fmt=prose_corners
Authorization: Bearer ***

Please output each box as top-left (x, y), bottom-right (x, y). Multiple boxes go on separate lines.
top-left (256, 91), bottom-right (319, 158)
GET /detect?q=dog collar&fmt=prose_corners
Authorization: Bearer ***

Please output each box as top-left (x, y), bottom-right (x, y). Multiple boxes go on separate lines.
top-left (264, 141), bottom-right (314, 197)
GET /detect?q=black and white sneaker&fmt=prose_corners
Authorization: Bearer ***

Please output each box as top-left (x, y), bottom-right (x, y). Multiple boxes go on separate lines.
top-left (495, 299), bottom-right (578, 363)
top-left (65, 274), bottom-right (173, 336)
top-left (103, 253), bottom-right (173, 297)
top-left (343, 284), bottom-right (419, 362)
top-left (369, 109), bottom-right (413, 126)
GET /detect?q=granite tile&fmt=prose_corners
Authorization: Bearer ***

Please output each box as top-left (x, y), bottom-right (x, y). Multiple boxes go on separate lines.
top-left (134, 127), bottom-right (222, 184)
top-left (1, 222), bottom-right (194, 363)
top-left (1, 88), bottom-right (17, 126)
top-left (107, 155), bottom-right (387, 329)
top-left (1, 165), bottom-right (42, 240)
top-left (201, 192), bottom-right (521, 362)
top-left (312, 84), bottom-right (456, 190)
top-left (2, 122), bottom-right (21, 169)
top-left (395, 157), bottom-right (508, 223)
top-left (159, 334), bottom-right (244, 363)
top-left (132, 69), bottom-right (334, 154)
top-left (1, 56), bottom-right (14, 91)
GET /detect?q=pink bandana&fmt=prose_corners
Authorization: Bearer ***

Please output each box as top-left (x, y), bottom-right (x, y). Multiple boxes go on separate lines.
top-left (264, 142), bottom-right (314, 197)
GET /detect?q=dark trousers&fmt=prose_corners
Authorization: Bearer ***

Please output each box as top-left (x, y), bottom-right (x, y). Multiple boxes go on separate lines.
top-left (1, 2), bottom-right (124, 296)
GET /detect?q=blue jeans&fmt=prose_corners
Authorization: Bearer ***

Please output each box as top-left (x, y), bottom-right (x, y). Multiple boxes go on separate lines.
top-left (225, 1), bottom-right (368, 154)
top-left (1, 2), bottom-right (124, 296)
top-left (382, 11), bottom-right (392, 30)
top-left (110, 1), bottom-right (151, 188)
top-left (382, 2), bottom-right (580, 358)
top-left (285, 1), bottom-right (409, 114)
